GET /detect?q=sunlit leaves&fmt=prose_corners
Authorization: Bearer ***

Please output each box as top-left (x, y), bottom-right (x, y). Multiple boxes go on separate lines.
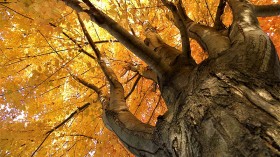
top-left (0, 0), bottom-right (279, 156)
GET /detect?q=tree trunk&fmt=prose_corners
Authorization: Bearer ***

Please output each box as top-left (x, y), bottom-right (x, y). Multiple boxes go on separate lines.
top-left (62, 0), bottom-right (280, 156)
top-left (153, 56), bottom-right (280, 157)
top-left (119, 36), bottom-right (280, 156)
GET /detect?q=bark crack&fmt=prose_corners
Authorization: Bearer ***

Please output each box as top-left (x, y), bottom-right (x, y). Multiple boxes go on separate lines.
top-left (213, 73), bottom-right (280, 122)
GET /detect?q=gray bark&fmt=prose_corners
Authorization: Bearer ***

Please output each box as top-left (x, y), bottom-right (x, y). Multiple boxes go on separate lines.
top-left (61, 0), bottom-right (280, 156)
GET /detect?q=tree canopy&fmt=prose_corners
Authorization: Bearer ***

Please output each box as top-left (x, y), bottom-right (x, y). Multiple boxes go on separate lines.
top-left (0, 0), bottom-right (279, 156)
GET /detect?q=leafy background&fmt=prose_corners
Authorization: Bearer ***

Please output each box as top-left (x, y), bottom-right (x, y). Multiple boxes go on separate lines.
top-left (0, 0), bottom-right (279, 156)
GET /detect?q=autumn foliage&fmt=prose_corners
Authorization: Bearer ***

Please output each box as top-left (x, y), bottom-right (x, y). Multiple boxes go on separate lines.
top-left (0, 0), bottom-right (279, 156)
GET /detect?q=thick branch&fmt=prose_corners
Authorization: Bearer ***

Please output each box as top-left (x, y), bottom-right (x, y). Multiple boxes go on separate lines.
top-left (128, 65), bottom-right (157, 82)
top-left (187, 24), bottom-right (230, 58)
top-left (227, 0), bottom-right (280, 76)
top-left (161, 0), bottom-right (196, 65)
top-left (144, 22), bottom-right (190, 66)
top-left (228, 0), bottom-right (258, 25)
top-left (76, 12), bottom-right (159, 155)
top-left (255, 4), bottom-right (280, 17)
top-left (227, 0), bottom-right (263, 45)
top-left (161, 0), bottom-right (230, 58)
top-left (62, 0), bottom-right (170, 77)
top-left (161, 1), bottom-right (190, 58)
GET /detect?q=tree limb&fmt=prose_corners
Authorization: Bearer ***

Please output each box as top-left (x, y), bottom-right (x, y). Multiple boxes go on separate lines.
top-left (147, 95), bottom-right (161, 123)
top-left (227, 0), bottom-right (280, 76)
top-left (71, 74), bottom-right (101, 94)
top-left (227, 0), bottom-right (261, 44)
top-left (47, 103), bottom-right (91, 134)
top-left (161, 0), bottom-right (230, 58)
top-left (125, 72), bottom-right (139, 83)
top-left (77, 12), bottom-right (118, 86)
top-left (161, 0), bottom-right (196, 65)
top-left (68, 134), bottom-right (96, 140)
top-left (128, 65), bottom-right (157, 82)
top-left (254, 4), bottom-right (280, 17)
top-left (61, 0), bottom-right (170, 77)
top-left (214, 0), bottom-right (226, 30)
top-left (187, 23), bottom-right (230, 58)
top-left (89, 39), bottom-right (119, 44)
top-left (76, 12), bottom-right (160, 155)
top-left (144, 22), bottom-right (190, 66)
top-left (49, 22), bottom-right (97, 61)
top-left (0, 3), bottom-right (33, 20)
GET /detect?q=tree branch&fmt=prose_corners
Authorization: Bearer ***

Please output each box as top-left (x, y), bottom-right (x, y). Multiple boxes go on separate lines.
top-left (48, 23), bottom-right (97, 61)
top-left (227, 0), bottom-right (280, 75)
top-left (187, 23), bottom-right (230, 58)
top-left (47, 103), bottom-right (91, 134)
top-left (71, 74), bottom-right (101, 94)
top-left (68, 134), bottom-right (96, 140)
top-left (125, 74), bottom-right (141, 99)
top-left (255, 4), bottom-right (280, 17)
top-left (0, 3), bottom-right (33, 20)
top-left (93, 39), bottom-right (119, 44)
top-left (31, 103), bottom-right (91, 157)
top-left (77, 12), bottom-right (119, 86)
top-left (144, 22), bottom-right (189, 66)
top-left (161, 0), bottom-right (230, 58)
top-left (61, 0), bottom-right (170, 77)
top-left (128, 65), bottom-right (157, 82)
top-left (161, 0), bottom-right (196, 65)
top-left (214, 0), bottom-right (226, 30)
top-left (76, 12), bottom-right (160, 155)
top-left (147, 95), bottom-right (161, 123)
top-left (204, 0), bottom-right (215, 23)
top-left (227, 0), bottom-right (261, 44)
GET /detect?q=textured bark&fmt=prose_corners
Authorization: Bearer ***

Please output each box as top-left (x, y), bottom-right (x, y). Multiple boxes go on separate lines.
top-left (61, 0), bottom-right (280, 156)
top-left (153, 55), bottom-right (280, 156)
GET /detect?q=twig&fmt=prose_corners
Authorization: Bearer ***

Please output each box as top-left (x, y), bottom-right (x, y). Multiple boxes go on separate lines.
top-left (31, 103), bottom-right (91, 157)
top-left (214, 0), bottom-right (226, 30)
top-left (24, 51), bottom-right (82, 98)
top-left (204, 0), bottom-right (215, 23)
top-left (133, 83), bottom-right (153, 114)
top-left (147, 95), bottom-right (161, 123)
top-left (71, 74), bottom-right (101, 94)
top-left (68, 134), bottom-right (95, 140)
top-left (0, 3), bottom-right (33, 20)
top-left (38, 31), bottom-right (64, 60)
top-left (125, 75), bottom-right (141, 99)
